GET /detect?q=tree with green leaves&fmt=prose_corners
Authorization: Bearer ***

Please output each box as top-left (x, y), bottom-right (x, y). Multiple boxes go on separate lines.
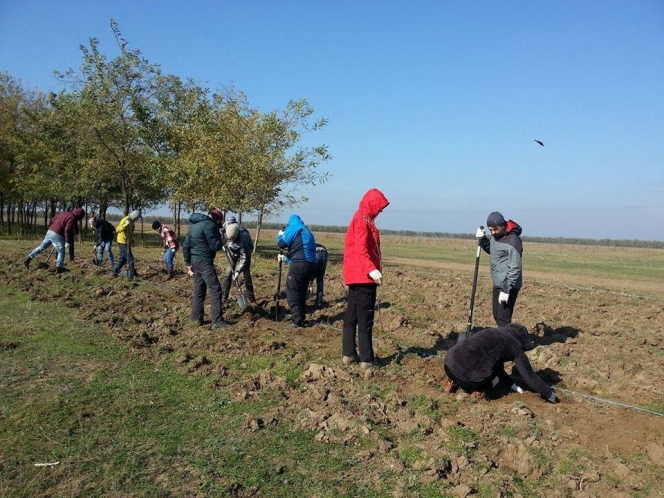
top-left (56, 19), bottom-right (166, 216)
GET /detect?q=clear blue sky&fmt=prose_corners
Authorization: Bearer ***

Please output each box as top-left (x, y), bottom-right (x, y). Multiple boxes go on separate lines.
top-left (2, 1), bottom-right (663, 240)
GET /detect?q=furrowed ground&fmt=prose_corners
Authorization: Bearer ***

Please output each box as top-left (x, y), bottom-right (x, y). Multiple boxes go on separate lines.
top-left (1, 232), bottom-right (663, 498)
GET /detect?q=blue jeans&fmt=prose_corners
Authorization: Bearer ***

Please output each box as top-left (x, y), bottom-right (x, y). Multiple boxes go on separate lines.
top-left (163, 247), bottom-right (177, 270)
top-left (28, 230), bottom-right (66, 268)
top-left (113, 244), bottom-right (135, 275)
top-left (95, 240), bottom-right (115, 265)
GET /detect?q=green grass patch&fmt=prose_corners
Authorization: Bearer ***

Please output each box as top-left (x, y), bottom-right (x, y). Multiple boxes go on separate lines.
top-left (0, 285), bottom-right (385, 497)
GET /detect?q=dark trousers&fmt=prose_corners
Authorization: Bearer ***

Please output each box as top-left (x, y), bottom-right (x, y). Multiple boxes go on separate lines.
top-left (113, 243), bottom-right (135, 275)
top-left (191, 260), bottom-right (224, 325)
top-left (444, 363), bottom-right (510, 393)
top-left (222, 254), bottom-right (255, 301)
top-left (312, 251), bottom-right (328, 306)
top-left (492, 287), bottom-right (520, 327)
top-left (342, 283), bottom-right (377, 363)
top-left (286, 262), bottom-right (316, 326)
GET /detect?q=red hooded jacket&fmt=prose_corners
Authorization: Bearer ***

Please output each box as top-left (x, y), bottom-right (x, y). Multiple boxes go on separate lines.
top-left (343, 189), bottom-right (390, 285)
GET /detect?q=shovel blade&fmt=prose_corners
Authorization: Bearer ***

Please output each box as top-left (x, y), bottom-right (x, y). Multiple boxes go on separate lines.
top-left (237, 293), bottom-right (249, 311)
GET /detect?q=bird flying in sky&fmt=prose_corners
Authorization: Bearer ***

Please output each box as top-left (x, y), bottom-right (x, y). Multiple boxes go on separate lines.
top-left (534, 140), bottom-right (545, 146)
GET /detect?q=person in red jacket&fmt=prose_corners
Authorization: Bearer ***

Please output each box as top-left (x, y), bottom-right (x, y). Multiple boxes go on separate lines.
top-left (341, 188), bottom-right (390, 369)
top-left (24, 207), bottom-right (86, 273)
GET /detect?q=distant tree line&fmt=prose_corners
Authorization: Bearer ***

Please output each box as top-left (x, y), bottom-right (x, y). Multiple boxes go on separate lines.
top-left (243, 222), bottom-right (663, 249)
top-left (0, 20), bottom-right (330, 246)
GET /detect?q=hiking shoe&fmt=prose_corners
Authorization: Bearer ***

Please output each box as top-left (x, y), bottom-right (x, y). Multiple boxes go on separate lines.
top-left (24, 257), bottom-right (31, 269)
top-left (211, 321), bottom-right (229, 330)
top-left (56, 267), bottom-right (67, 274)
top-left (359, 362), bottom-right (374, 370)
top-left (110, 272), bottom-right (118, 278)
top-left (288, 323), bottom-right (303, 329)
top-left (342, 355), bottom-right (358, 365)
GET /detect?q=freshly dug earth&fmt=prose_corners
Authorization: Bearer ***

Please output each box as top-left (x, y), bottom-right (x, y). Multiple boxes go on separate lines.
top-left (2, 238), bottom-right (663, 497)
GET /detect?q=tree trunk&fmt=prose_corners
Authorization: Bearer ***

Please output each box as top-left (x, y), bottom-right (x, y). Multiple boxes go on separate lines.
top-left (254, 207), bottom-right (265, 263)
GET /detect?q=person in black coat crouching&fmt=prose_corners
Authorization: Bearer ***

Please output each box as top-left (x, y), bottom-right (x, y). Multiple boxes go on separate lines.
top-left (443, 323), bottom-right (558, 403)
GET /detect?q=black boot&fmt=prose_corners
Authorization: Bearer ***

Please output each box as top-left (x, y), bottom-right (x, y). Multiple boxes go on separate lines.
top-left (24, 257), bottom-right (31, 269)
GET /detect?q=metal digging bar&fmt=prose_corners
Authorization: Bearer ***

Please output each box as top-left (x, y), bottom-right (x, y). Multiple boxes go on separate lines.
top-left (458, 225), bottom-right (483, 342)
top-left (272, 249), bottom-right (284, 321)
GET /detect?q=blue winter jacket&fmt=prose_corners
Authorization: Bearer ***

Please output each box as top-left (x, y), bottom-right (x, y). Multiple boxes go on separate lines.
top-left (276, 214), bottom-right (317, 264)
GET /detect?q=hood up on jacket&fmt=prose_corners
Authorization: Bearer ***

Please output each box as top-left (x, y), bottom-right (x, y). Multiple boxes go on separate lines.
top-left (286, 214), bottom-right (305, 229)
top-left (358, 188), bottom-right (390, 219)
top-left (72, 208), bottom-right (86, 221)
top-left (189, 212), bottom-right (213, 225)
top-left (504, 323), bottom-right (535, 351)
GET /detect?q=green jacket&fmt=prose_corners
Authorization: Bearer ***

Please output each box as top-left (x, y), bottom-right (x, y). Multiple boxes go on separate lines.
top-left (183, 213), bottom-right (223, 265)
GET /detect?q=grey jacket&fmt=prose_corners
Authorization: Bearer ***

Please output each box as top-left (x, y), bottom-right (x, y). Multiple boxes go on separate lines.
top-left (480, 220), bottom-right (523, 292)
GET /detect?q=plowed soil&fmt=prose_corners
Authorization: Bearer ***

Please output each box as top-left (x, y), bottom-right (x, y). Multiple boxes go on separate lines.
top-left (2, 237), bottom-right (663, 497)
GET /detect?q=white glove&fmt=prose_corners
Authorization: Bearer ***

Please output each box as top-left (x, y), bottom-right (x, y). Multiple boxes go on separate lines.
top-left (369, 269), bottom-right (382, 284)
top-left (278, 230), bottom-right (285, 237)
top-left (545, 390), bottom-right (558, 403)
top-left (498, 291), bottom-right (509, 304)
top-left (65, 243), bottom-right (70, 249)
top-left (277, 254), bottom-right (286, 262)
top-left (187, 266), bottom-right (194, 277)
top-left (475, 227), bottom-right (485, 239)
top-left (170, 247), bottom-right (176, 253)
top-left (233, 271), bottom-right (240, 281)
top-left (510, 383), bottom-right (524, 394)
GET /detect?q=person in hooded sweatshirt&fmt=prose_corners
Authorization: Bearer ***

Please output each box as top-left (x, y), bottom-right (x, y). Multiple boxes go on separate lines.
top-left (183, 209), bottom-right (228, 329)
top-left (341, 188), bottom-right (390, 369)
top-left (24, 206), bottom-right (86, 273)
top-left (276, 214), bottom-right (317, 328)
top-left (477, 211), bottom-right (523, 327)
top-left (443, 323), bottom-right (558, 403)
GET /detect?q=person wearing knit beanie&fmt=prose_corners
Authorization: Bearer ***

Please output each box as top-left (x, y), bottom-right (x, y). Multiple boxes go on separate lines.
top-left (476, 211), bottom-right (524, 327)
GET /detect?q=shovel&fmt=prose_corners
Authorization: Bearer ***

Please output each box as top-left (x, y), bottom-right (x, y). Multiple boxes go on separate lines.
top-left (37, 246), bottom-right (56, 270)
top-left (122, 243), bottom-right (135, 280)
top-left (458, 226), bottom-right (483, 343)
top-left (223, 246), bottom-right (248, 311)
top-left (234, 274), bottom-right (249, 311)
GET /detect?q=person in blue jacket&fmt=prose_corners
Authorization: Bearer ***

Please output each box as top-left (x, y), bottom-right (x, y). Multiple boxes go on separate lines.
top-left (276, 214), bottom-right (317, 328)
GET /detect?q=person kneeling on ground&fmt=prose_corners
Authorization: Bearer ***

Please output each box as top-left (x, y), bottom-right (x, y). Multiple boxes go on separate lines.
top-left (443, 323), bottom-right (558, 403)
